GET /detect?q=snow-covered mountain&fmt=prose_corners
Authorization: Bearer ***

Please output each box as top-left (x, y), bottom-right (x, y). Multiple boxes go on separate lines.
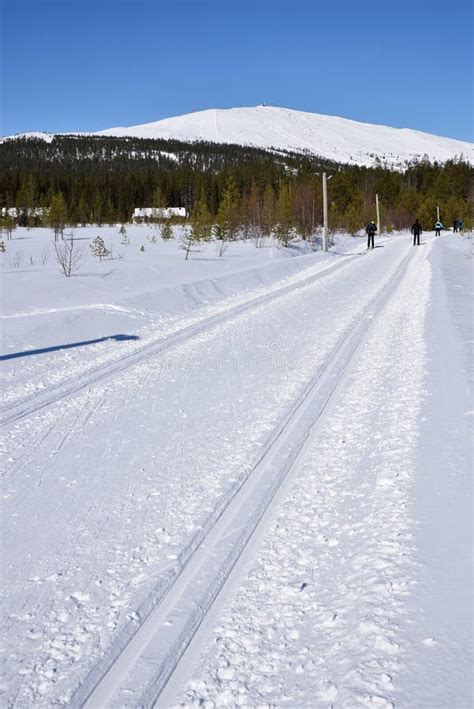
top-left (3, 106), bottom-right (472, 167)
top-left (97, 106), bottom-right (472, 167)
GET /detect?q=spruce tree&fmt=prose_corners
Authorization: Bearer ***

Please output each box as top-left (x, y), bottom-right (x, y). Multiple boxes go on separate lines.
top-left (48, 192), bottom-right (68, 239)
top-left (104, 198), bottom-right (115, 225)
top-left (214, 177), bottom-right (240, 243)
top-left (418, 196), bottom-right (438, 230)
top-left (1, 214), bottom-right (16, 240)
top-left (261, 184), bottom-right (275, 236)
top-left (15, 175), bottom-right (38, 226)
top-left (249, 179), bottom-right (261, 227)
top-left (92, 190), bottom-right (103, 226)
top-left (160, 221), bottom-right (173, 240)
top-left (77, 195), bottom-right (89, 226)
top-left (180, 226), bottom-right (200, 260)
top-left (191, 195), bottom-right (212, 242)
top-left (444, 195), bottom-right (467, 228)
top-left (343, 193), bottom-right (365, 235)
top-left (153, 185), bottom-right (166, 209)
top-left (274, 184), bottom-right (295, 246)
top-left (90, 235), bottom-right (110, 260)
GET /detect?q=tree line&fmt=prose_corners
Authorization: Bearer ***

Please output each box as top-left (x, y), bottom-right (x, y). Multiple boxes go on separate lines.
top-left (0, 135), bottom-right (472, 236)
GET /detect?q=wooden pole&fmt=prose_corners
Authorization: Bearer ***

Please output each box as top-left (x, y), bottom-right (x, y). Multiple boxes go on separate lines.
top-left (376, 193), bottom-right (381, 236)
top-left (323, 173), bottom-right (328, 252)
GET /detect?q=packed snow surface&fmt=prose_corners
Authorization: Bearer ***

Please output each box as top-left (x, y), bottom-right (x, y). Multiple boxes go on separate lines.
top-left (1, 226), bottom-right (472, 707)
top-left (3, 106), bottom-right (472, 167)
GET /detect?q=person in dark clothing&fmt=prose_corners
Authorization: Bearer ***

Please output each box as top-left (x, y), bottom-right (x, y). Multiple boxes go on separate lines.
top-left (411, 219), bottom-right (422, 245)
top-left (453, 219), bottom-right (458, 233)
top-left (366, 221), bottom-right (377, 250)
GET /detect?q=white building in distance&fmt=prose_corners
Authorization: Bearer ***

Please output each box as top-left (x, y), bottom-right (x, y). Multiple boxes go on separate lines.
top-left (2, 207), bottom-right (45, 218)
top-left (132, 207), bottom-right (186, 222)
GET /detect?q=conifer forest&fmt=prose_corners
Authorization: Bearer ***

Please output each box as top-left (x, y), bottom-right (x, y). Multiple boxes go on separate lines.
top-left (0, 134), bottom-right (472, 234)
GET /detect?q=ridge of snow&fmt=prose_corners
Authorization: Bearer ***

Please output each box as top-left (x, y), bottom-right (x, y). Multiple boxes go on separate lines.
top-left (1, 131), bottom-right (56, 143)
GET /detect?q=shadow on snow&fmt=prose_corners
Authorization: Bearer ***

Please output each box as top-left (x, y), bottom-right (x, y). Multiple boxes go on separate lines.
top-left (1, 334), bottom-right (140, 361)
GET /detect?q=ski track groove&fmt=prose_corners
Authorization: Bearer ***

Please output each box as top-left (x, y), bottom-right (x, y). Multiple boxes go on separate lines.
top-left (0, 248), bottom-right (368, 428)
top-left (68, 244), bottom-right (417, 709)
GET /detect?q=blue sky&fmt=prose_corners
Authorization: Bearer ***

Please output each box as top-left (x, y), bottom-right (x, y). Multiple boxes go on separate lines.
top-left (1, 0), bottom-right (472, 140)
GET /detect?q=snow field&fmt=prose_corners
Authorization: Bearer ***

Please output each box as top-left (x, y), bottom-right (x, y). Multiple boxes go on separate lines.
top-left (2, 232), bottom-right (413, 706)
top-left (1, 230), bottom-right (471, 707)
top-left (1, 226), bottom-right (365, 413)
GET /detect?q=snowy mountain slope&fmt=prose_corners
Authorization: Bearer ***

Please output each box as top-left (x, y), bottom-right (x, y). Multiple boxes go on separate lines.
top-left (97, 106), bottom-right (473, 167)
top-left (3, 106), bottom-right (472, 167)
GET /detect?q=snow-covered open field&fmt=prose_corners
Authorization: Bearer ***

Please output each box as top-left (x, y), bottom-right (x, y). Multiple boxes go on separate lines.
top-left (1, 226), bottom-right (472, 708)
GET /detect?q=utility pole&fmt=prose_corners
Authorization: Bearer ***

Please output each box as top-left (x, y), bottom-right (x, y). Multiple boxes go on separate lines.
top-left (376, 193), bottom-right (381, 236)
top-left (322, 172), bottom-right (333, 252)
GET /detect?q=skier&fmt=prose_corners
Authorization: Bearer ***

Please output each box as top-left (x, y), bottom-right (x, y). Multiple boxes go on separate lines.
top-left (366, 221), bottom-right (377, 250)
top-left (457, 218), bottom-right (465, 234)
top-left (411, 219), bottom-right (422, 246)
top-left (453, 219), bottom-right (459, 233)
top-left (434, 220), bottom-right (443, 236)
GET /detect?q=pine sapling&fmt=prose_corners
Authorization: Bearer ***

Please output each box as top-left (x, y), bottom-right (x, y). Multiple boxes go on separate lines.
top-left (161, 221), bottom-right (173, 240)
top-left (180, 227), bottom-right (201, 260)
top-left (1, 215), bottom-right (16, 241)
top-left (90, 236), bottom-right (110, 261)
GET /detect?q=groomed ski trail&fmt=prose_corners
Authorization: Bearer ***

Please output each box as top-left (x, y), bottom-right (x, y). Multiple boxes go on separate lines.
top-left (70, 245), bottom-right (418, 709)
top-left (175, 239), bottom-right (435, 708)
top-left (2, 236), bottom-right (418, 708)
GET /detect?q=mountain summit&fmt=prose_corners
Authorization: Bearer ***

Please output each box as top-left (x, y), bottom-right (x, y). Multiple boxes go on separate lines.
top-left (96, 106), bottom-right (472, 167)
